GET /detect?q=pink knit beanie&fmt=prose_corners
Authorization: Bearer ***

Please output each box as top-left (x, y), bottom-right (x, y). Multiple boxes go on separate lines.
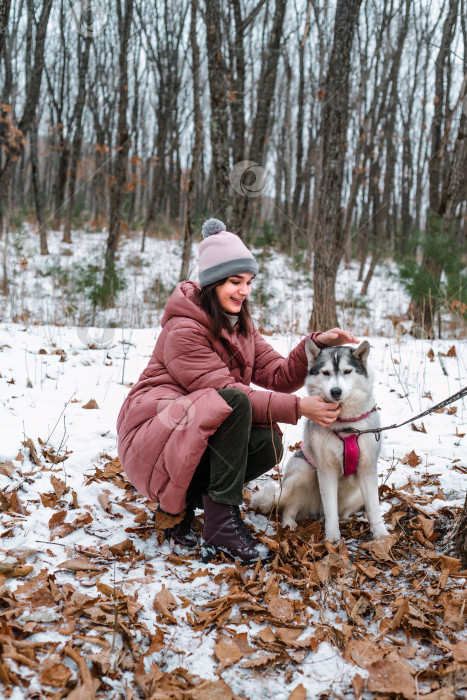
top-left (198, 218), bottom-right (258, 287)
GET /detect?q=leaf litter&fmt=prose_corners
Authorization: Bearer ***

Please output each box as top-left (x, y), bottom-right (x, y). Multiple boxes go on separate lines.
top-left (1, 441), bottom-right (466, 700)
top-left (0, 329), bottom-right (466, 698)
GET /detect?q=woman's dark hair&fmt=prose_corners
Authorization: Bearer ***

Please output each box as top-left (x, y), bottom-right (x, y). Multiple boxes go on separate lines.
top-left (195, 277), bottom-right (253, 339)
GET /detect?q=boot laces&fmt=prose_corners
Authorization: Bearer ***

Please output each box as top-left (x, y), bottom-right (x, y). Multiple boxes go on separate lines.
top-left (232, 507), bottom-right (255, 544)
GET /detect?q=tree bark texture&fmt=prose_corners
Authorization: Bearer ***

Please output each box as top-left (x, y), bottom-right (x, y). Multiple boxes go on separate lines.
top-left (103, 0), bottom-right (134, 306)
top-left (30, 122), bottom-right (49, 254)
top-left (180, 0), bottom-right (203, 281)
top-left (0, 0), bottom-right (52, 209)
top-left (409, 0), bottom-right (459, 338)
top-left (455, 492), bottom-right (467, 569)
top-left (309, 0), bottom-right (362, 331)
top-left (63, 33), bottom-right (91, 243)
top-left (236, 0), bottom-right (287, 238)
top-left (204, 0), bottom-right (232, 221)
top-left (0, 0), bottom-right (12, 59)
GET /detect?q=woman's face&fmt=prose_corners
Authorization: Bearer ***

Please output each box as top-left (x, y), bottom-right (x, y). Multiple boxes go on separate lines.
top-left (215, 273), bottom-right (254, 313)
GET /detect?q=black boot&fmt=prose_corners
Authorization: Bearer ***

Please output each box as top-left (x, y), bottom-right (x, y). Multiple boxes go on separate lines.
top-left (201, 494), bottom-right (272, 565)
top-left (165, 500), bottom-right (197, 553)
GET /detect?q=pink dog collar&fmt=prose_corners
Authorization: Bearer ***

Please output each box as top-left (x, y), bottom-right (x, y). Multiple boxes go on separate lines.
top-left (335, 406), bottom-right (377, 423)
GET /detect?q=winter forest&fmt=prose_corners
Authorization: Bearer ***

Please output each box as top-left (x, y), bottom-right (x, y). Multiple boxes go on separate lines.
top-left (0, 0), bottom-right (467, 698)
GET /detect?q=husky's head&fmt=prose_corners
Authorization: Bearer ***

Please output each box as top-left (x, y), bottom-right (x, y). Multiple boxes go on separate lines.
top-left (304, 340), bottom-right (373, 407)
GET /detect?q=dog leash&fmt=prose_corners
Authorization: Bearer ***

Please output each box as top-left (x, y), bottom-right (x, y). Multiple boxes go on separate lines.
top-left (335, 385), bottom-right (467, 441)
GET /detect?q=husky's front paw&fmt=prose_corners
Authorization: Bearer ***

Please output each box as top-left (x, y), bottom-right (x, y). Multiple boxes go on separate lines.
top-left (325, 528), bottom-right (341, 543)
top-left (371, 524), bottom-right (389, 540)
top-left (282, 516), bottom-right (298, 529)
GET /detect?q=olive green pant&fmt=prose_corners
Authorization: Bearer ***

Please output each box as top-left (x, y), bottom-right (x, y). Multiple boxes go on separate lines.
top-left (188, 388), bottom-right (283, 507)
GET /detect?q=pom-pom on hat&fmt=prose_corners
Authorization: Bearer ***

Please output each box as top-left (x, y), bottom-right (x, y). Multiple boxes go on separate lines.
top-left (198, 218), bottom-right (258, 287)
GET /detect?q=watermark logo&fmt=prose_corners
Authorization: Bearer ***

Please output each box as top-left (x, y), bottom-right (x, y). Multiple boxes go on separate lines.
top-left (76, 327), bottom-right (115, 349)
top-left (5, 231), bottom-right (28, 270)
top-left (230, 160), bottom-right (268, 198)
top-left (71, 1), bottom-right (108, 38)
top-left (157, 393), bottom-right (196, 431)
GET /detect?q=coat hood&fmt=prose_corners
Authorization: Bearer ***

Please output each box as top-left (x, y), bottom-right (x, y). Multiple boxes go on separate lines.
top-left (161, 281), bottom-right (208, 329)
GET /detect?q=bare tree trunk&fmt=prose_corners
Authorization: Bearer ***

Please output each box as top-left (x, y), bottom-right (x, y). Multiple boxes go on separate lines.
top-left (0, 0), bottom-right (12, 58)
top-left (301, 122), bottom-right (318, 255)
top-left (92, 126), bottom-right (106, 227)
top-left (414, 66), bottom-right (428, 233)
top-left (342, 122), bottom-right (367, 264)
top-left (180, 0), bottom-right (203, 281)
top-left (204, 0), bottom-right (232, 222)
top-left (438, 110), bottom-right (467, 229)
top-left (278, 54), bottom-right (292, 246)
top-left (227, 0), bottom-right (246, 234)
top-left (292, 1), bottom-right (311, 221)
top-left (45, 0), bottom-right (70, 229)
top-left (237, 0), bottom-right (287, 238)
top-left (357, 191), bottom-right (370, 280)
top-left (409, 0), bottom-right (459, 337)
top-left (140, 2), bottom-right (186, 249)
top-left (30, 123), bottom-right (49, 254)
top-left (63, 33), bottom-right (91, 243)
top-left (361, 0), bottom-right (411, 295)
top-left (103, 0), bottom-right (134, 307)
top-left (0, 0), bottom-right (52, 211)
top-left (309, 0), bottom-right (362, 331)
top-left (400, 126), bottom-right (413, 254)
top-left (455, 492), bottom-right (467, 569)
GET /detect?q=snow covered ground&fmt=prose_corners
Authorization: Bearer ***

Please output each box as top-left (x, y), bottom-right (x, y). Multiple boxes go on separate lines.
top-left (0, 227), bottom-right (466, 698)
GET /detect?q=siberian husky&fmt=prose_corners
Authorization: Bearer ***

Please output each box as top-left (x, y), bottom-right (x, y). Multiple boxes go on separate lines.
top-left (251, 340), bottom-right (389, 542)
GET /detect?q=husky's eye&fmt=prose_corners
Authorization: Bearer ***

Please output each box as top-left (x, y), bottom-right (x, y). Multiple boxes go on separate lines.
top-left (344, 369), bottom-right (352, 375)
top-left (322, 370), bottom-right (330, 376)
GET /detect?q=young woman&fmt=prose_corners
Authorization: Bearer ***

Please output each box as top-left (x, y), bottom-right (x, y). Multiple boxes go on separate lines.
top-left (116, 218), bottom-right (358, 565)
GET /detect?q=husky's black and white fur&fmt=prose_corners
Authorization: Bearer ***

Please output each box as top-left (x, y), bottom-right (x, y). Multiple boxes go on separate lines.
top-left (251, 340), bottom-right (389, 542)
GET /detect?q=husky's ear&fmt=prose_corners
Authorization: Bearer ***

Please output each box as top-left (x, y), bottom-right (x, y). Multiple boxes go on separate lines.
top-left (352, 340), bottom-right (370, 364)
top-left (305, 338), bottom-right (321, 364)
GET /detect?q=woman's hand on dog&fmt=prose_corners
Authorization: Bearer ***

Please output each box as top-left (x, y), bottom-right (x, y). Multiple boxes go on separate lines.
top-left (300, 396), bottom-right (341, 426)
top-left (316, 328), bottom-right (359, 346)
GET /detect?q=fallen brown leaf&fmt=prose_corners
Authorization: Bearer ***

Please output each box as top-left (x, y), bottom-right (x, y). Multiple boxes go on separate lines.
top-left (0, 562), bottom-right (33, 578)
top-left (287, 684), bottom-right (306, 700)
top-left (154, 584), bottom-right (178, 624)
top-left (50, 476), bottom-right (67, 498)
top-left (57, 557), bottom-right (101, 572)
top-left (39, 661), bottom-right (72, 687)
top-left (0, 461), bottom-right (15, 477)
top-left (351, 674), bottom-right (366, 700)
top-left (267, 596), bottom-right (294, 622)
top-left (402, 450), bottom-right (421, 467)
top-left (98, 492), bottom-right (111, 512)
top-left (240, 653), bottom-right (278, 668)
top-left (214, 637), bottom-right (244, 668)
top-left (360, 534), bottom-right (397, 563)
top-left (452, 640), bottom-right (467, 663)
top-left (188, 679), bottom-right (235, 699)
top-left (367, 652), bottom-right (416, 699)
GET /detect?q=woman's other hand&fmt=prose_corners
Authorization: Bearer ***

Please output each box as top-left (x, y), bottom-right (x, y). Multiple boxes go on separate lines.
top-left (316, 327), bottom-right (359, 346)
top-left (299, 396), bottom-right (341, 426)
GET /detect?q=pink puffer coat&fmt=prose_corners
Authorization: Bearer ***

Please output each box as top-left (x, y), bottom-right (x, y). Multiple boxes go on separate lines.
top-left (116, 281), bottom-right (324, 514)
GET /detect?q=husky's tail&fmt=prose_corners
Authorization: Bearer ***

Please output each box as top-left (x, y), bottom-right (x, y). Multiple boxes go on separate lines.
top-left (250, 483), bottom-right (280, 515)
